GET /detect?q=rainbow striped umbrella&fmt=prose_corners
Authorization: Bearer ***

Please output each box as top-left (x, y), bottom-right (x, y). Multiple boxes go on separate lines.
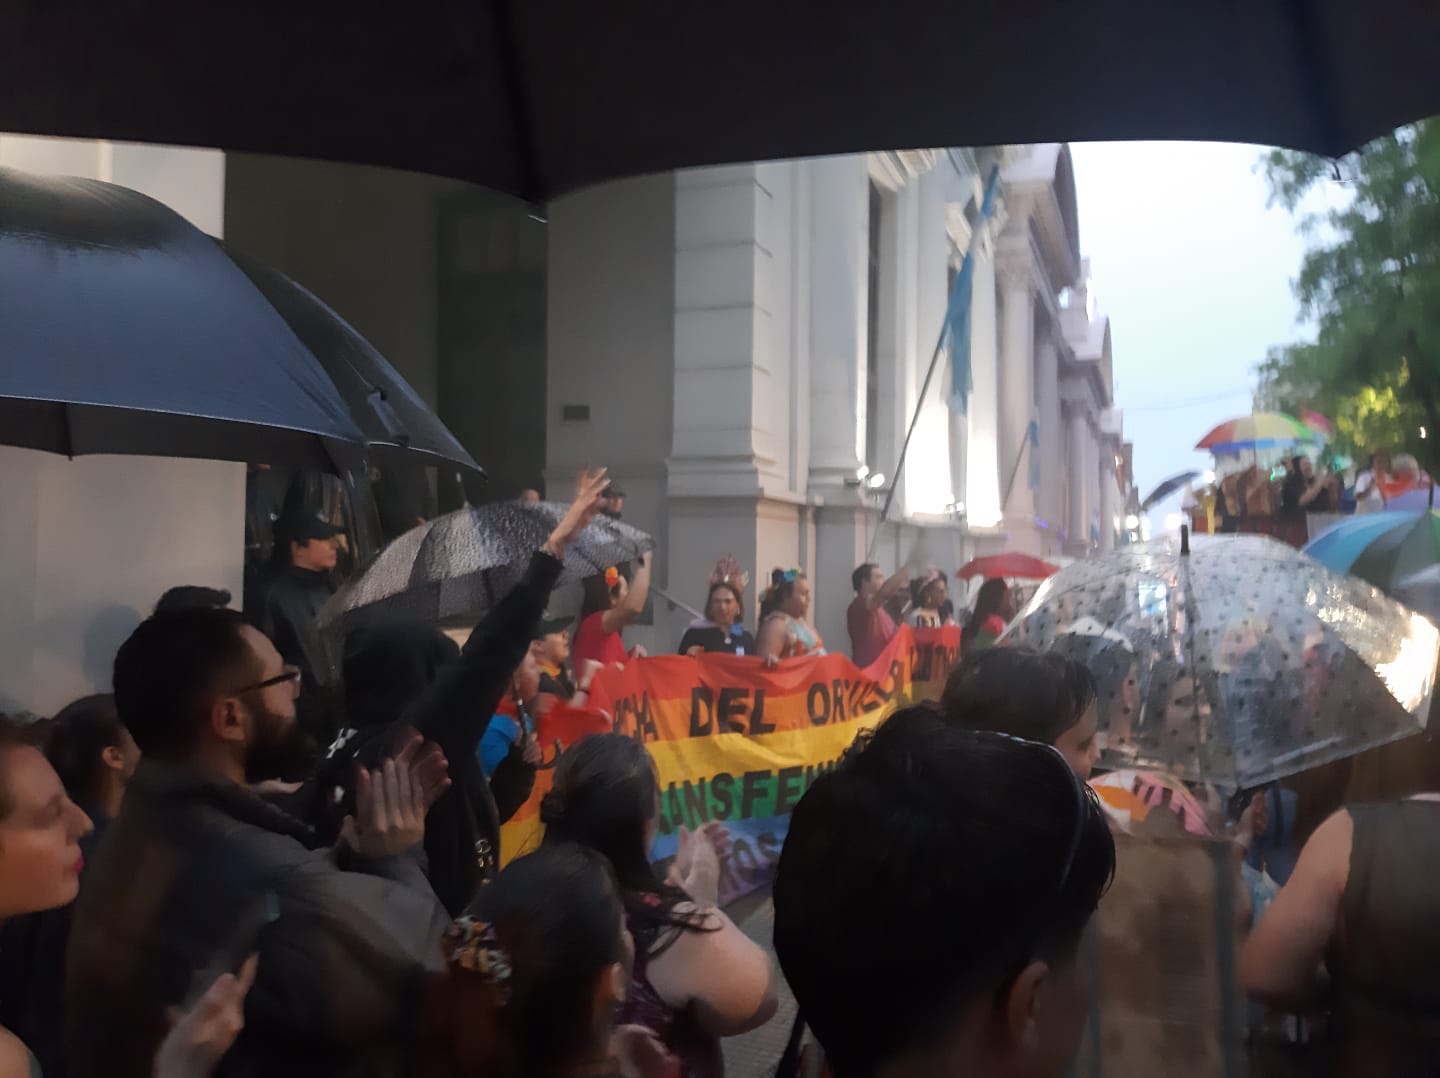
top-left (1195, 411), bottom-right (1318, 453)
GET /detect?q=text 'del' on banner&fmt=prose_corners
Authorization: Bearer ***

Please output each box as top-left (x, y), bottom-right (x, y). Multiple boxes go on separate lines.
top-left (501, 625), bottom-right (960, 901)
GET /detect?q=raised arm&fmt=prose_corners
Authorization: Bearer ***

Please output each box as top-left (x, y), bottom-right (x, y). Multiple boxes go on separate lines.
top-left (866, 566), bottom-right (910, 611)
top-left (601, 549), bottom-right (652, 634)
top-left (403, 470), bottom-right (610, 761)
top-left (1239, 809), bottom-right (1351, 1010)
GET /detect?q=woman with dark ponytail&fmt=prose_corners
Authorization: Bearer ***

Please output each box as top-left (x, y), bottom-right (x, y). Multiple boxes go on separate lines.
top-left (421, 842), bottom-right (680, 1078)
top-left (542, 734), bottom-right (777, 1077)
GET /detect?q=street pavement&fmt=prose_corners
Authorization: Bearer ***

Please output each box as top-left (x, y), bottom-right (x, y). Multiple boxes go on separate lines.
top-left (722, 888), bottom-right (799, 1077)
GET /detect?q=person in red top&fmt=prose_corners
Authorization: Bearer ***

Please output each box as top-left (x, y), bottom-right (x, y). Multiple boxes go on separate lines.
top-left (846, 562), bottom-right (909, 668)
top-left (572, 551), bottom-right (653, 670)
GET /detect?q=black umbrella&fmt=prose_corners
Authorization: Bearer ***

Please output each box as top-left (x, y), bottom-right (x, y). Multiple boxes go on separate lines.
top-left (222, 244), bottom-right (482, 478)
top-left (0, 166), bottom-right (363, 471)
top-left (317, 500), bottom-right (655, 637)
top-left (0, 166), bottom-right (475, 476)
top-left (4, 3), bottom-right (1439, 201)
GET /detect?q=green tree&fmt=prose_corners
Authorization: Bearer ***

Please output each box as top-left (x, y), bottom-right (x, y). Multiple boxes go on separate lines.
top-left (1262, 123), bottom-right (1440, 471)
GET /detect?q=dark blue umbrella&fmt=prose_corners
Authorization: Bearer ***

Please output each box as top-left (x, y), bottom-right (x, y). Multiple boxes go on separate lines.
top-left (222, 244), bottom-right (482, 478)
top-left (1, 166), bottom-right (418, 474)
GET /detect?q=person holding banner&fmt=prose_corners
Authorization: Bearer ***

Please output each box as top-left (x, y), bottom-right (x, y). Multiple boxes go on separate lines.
top-left (540, 734), bottom-right (778, 1077)
top-left (678, 557), bottom-right (755, 657)
top-left (906, 568), bottom-right (952, 629)
top-left (847, 562), bottom-right (909, 668)
top-left (574, 554), bottom-right (653, 670)
top-left (757, 569), bottom-right (825, 662)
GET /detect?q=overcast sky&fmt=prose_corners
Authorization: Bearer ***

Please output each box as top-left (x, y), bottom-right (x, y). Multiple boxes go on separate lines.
top-left (1067, 141), bottom-right (1335, 521)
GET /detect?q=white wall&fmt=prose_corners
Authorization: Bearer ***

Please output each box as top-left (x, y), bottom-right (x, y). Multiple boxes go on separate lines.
top-left (545, 174), bottom-right (678, 653)
top-left (0, 135), bottom-right (243, 715)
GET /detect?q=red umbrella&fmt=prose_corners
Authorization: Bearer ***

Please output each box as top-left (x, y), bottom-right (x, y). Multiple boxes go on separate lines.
top-left (957, 553), bottom-right (1060, 581)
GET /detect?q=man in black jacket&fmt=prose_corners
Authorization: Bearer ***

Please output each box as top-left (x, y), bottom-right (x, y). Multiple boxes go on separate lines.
top-left (296, 468), bottom-right (612, 916)
top-left (261, 512), bottom-right (341, 693)
top-left (65, 609), bottom-right (449, 1078)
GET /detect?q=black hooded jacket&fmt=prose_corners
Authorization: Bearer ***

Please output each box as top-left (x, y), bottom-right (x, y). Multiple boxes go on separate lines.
top-left (286, 549), bottom-right (562, 915)
top-left (261, 564), bottom-right (334, 691)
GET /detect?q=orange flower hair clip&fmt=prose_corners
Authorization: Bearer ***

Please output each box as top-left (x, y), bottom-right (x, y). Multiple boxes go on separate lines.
top-left (604, 566), bottom-right (620, 588)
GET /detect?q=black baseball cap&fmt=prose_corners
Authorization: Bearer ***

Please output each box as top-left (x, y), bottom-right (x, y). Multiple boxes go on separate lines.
top-left (280, 513), bottom-right (343, 544)
top-left (534, 614), bottom-right (574, 639)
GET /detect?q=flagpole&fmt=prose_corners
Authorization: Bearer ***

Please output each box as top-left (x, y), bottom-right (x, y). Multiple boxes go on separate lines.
top-left (867, 313), bottom-right (957, 561)
top-left (867, 164), bottom-right (1000, 562)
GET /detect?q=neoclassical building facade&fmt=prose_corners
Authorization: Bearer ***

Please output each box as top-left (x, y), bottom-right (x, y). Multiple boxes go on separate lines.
top-left (0, 132), bottom-right (1132, 709)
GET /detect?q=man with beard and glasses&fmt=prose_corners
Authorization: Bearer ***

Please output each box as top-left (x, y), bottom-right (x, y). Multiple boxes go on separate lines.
top-left (64, 609), bottom-right (451, 1078)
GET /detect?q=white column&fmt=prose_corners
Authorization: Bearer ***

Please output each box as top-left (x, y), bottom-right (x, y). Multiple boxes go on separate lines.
top-left (670, 165), bottom-right (770, 498)
top-left (807, 155), bottom-right (870, 493)
top-left (1035, 331), bottom-right (1061, 532)
top-left (963, 234), bottom-right (1002, 528)
top-left (1067, 406), bottom-right (1088, 546)
top-left (997, 254), bottom-right (1035, 521)
top-left (1084, 425), bottom-right (1101, 549)
top-left (904, 169), bottom-right (955, 517)
top-left (1099, 449), bottom-right (1118, 552)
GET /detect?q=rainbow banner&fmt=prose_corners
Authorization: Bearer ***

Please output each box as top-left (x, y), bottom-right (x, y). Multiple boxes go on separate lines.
top-left (501, 625), bottom-right (961, 899)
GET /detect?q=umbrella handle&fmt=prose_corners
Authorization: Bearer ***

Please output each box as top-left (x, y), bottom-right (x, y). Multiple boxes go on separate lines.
top-left (1181, 524), bottom-right (1191, 556)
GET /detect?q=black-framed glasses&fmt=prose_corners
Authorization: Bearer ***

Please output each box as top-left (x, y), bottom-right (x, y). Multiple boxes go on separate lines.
top-left (230, 666), bottom-right (302, 699)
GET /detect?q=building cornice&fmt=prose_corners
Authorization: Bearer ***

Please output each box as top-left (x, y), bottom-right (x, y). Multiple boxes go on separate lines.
top-left (867, 150), bottom-right (938, 192)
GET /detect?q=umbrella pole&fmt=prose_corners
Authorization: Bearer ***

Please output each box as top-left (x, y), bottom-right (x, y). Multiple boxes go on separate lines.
top-left (1178, 525), bottom-right (1210, 789)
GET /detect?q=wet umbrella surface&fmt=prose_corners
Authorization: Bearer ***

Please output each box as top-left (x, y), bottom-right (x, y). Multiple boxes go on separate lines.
top-left (6, 3), bottom-right (1440, 197)
top-left (318, 500), bottom-right (655, 638)
top-left (0, 166), bottom-right (477, 476)
top-left (1010, 533), bottom-right (1439, 790)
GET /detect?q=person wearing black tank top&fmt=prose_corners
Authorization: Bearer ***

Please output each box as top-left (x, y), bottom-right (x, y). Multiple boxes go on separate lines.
top-left (1240, 792), bottom-right (1440, 1077)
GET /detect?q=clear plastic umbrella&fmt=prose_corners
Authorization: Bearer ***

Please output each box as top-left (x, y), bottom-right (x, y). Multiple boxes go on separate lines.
top-left (1007, 531), bottom-right (1439, 790)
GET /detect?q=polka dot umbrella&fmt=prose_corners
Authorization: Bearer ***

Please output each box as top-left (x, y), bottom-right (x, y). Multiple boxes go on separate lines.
top-left (1005, 531), bottom-right (1439, 791)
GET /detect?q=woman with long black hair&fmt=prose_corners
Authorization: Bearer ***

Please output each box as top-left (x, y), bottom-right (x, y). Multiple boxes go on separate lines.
top-left (961, 577), bottom-right (1013, 655)
top-left (541, 734), bottom-right (777, 1078)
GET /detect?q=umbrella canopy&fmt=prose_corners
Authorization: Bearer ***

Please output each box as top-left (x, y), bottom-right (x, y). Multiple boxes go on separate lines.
top-left (0, 166), bottom-right (475, 476)
top-left (958, 553), bottom-right (1060, 582)
top-left (1396, 566), bottom-right (1440, 622)
top-left (1195, 412), bottom-right (1318, 454)
top-left (3, 3), bottom-right (1440, 201)
top-left (1304, 510), bottom-right (1440, 592)
top-left (1006, 533), bottom-right (1439, 790)
top-left (1141, 471), bottom-right (1202, 511)
top-left (0, 166), bottom-right (364, 471)
top-left (317, 501), bottom-right (655, 638)
top-left (222, 245), bottom-right (482, 477)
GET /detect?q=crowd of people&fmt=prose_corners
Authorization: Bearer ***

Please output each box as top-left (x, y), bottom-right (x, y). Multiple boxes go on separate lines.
top-left (3, 462), bottom-right (1436, 1078)
top-left (1201, 444), bottom-right (1433, 546)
